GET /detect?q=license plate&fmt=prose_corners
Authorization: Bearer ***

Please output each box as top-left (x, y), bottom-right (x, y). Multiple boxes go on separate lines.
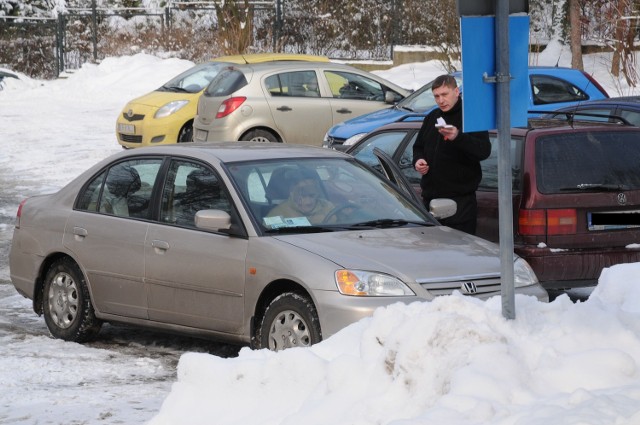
top-left (588, 210), bottom-right (640, 231)
top-left (118, 123), bottom-right (135, 134)
top-left (195, 129), bottom-right (208, 141)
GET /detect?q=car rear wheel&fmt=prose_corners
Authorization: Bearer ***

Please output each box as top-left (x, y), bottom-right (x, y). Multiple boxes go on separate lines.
top-left (43, 258), bottom-right (102, 342)
top-left (177, 121), bottom-right (193, 143)
top-left (256, 292), bottom-right (322, 351)
top-left (241, 129), bottom-right (279, 143)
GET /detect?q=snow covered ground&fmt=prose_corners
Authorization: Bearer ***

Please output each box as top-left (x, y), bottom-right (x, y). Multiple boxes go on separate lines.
top-left (1, 46), bottom-right (640, 425)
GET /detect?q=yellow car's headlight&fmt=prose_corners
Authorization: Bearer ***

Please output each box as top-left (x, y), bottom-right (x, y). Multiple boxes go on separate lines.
top-left (155, 100), bottom-right (189, 119)
top-left (335, 270), bottom-right (415, 296)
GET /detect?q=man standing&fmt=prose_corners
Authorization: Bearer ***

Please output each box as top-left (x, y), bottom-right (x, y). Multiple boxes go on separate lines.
top-left (413, 74), bottom-right (491, 235)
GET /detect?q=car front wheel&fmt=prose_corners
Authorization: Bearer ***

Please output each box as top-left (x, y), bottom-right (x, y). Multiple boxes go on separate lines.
top-left (256, 292), bottom-right (322, 351)
top-left (43, 258), bottom-right (102, 342)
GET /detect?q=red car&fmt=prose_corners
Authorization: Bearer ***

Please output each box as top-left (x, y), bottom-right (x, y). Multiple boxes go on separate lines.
top-left (346, 117), bottom-right (640, 298)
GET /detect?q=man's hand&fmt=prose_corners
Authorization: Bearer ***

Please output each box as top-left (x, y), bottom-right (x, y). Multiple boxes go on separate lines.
top-left (438, 125), bottom-right (459, 141)
top-left (415, 159), bottom-right (429, 175)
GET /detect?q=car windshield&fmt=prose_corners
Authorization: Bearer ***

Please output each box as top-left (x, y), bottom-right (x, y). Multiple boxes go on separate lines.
top-left (226, 157), bottom-right (432, 233)
top-left (397, 75), bottom-right (462, 113)
top-left (159, 62), bottom-right (230, 93)
top-left (536, 130), bottom-right (640, 193)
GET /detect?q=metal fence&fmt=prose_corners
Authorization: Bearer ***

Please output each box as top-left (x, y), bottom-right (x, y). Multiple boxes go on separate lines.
top-left (0, 0), bottom-right (411, 79)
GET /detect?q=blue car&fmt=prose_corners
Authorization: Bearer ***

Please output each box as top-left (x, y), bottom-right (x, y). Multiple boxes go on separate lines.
top-left (323, 67), bottom-right (610, 151)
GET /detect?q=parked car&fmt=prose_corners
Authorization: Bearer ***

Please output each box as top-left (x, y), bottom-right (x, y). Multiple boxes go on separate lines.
top-left (192, 61), bottom-right (410, 146)
top-left (115, 53), bottom-right (329, 149)
top-left (345, 118), bottom-right (640, 298)
top-left (0, 68), bottom-right (19, 90)
top-left (324, 67), bottom-right (610, 151)
top-left (544, 96), bottom-right (640, 126)
top-left (9, 142), bottom-right (547, 351)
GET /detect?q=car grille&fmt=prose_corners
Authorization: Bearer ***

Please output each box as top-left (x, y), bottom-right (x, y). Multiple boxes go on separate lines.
top-left (418, 273), bottom-right (501, 297)
top-left (119, 134), bottom-right (142, 143)
top-left (122, 112), bottom-right (145, 122)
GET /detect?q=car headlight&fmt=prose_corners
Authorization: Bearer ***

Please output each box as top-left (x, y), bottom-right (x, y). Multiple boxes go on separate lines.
top-left (335, 270), bottom-right (415, 296)
top-left (513, 257), bottom-right (539, 287)
top-left (154, 100), bottom-right (189, 119)
top-left (343, 132), bottom-right (367, 147)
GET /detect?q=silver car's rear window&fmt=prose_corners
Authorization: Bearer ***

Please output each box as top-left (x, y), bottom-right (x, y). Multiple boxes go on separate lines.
top-left (204, 68), bottom-right (248, 97)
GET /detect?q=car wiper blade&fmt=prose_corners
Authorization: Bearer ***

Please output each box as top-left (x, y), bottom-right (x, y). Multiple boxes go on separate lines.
top-left (349, 219), bottom-right (432, 229)
top-left (398, 105), bottom-right (415, 112)
top-left (160, 85), bottom-right (190, 93)
top-left (264, 225), bottom-right (336, 234)
top-left (561, 183), bottom-right (629, 191)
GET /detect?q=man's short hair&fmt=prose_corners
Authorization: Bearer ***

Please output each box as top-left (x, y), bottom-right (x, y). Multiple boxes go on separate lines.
top-left (431, 74), bottom-right (457, 91)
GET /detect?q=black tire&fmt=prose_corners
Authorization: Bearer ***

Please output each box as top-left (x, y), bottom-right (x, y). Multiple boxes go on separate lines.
top-left (177, 121), bottom-right (193, 143)
top-left (241, 129), bottom-right (279, 143)
top-left (42, 258), bottom-right (102, 342)
top-left (256, 292), bottom-right (322, 351)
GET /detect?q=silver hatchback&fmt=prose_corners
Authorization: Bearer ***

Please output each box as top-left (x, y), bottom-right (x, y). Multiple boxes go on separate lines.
top-left (192, 61), bottom-right (410, 146)
top-left (9, 143), bottom-right (547, 351)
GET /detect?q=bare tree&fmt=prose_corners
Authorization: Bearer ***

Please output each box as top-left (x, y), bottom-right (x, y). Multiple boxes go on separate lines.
top-left (569, 0), bottom-right (583, 70)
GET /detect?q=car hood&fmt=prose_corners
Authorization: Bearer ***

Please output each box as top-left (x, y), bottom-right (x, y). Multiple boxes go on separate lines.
top-left (273, 226), bottom-right (501, 280)
top-left (329, 107), bottom-right (408, 139)
top-left (124, 90), bottom-right (200, 108)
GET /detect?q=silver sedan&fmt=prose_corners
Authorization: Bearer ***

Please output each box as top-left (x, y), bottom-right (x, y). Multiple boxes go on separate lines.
top-left (9, 142), bottom-right (547, 351)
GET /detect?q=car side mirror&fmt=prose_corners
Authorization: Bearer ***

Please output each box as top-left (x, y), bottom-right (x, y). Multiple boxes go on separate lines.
top-left (429, 198), bottom-right (457, 220)
top-left (385, 91), bottom-right (400, 104)
top-left (195, 209), bottom-right (232, 232)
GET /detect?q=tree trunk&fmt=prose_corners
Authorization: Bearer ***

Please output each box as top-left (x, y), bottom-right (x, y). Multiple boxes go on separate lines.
top-left (569, 0), bottom-right (583, 70)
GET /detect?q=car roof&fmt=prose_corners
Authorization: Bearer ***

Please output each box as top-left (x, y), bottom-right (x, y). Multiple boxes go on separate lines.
top-left (555, 96), bottom-right (640, 108)
top-left (118, 142), bottom-right (351, 163)
top-left (228, 61), bottom-right (385, 73)
top-left (212, 53), bottom-right (329, 64)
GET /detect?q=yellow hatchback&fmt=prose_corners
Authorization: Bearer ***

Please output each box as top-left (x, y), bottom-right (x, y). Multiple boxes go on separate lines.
top-left (116, 53), bottom-right (329, 149)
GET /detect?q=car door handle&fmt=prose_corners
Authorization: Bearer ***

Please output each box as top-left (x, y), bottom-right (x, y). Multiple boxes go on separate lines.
top-left (73, 226), bottom-right (88, 240)
top-left (336, 108), bottom-right (352, 114)
top-left (276, 106), bottom-right (292, 112)
top-left (151, 239), bottom-right (170, 253)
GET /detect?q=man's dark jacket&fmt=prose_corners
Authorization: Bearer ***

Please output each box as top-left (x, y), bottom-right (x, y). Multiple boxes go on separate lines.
top-left (412, 97), bottom-right (491, 201)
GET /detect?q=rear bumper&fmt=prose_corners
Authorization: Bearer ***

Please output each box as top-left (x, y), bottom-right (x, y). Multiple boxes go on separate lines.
top-left (516, 244), bottom-right (640, 290)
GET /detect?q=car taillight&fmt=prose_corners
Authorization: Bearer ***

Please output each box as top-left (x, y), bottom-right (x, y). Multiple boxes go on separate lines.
top-left (215, 97), bottom-right (247, 119)
top-left (15, 199), bottom-right (27, 229)
top-left (519, 208), bottom-right (577, 235)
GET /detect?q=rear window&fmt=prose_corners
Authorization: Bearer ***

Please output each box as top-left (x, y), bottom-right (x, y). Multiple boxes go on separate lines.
top-left (531, 75), bottom-right (589, 105)
top-left (204, 68), bottom-right (248, 97)
top-left (536, 131), bottom-right (640, 193)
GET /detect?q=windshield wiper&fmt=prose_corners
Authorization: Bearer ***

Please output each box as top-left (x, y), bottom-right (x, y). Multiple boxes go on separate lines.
top-left (348, 219), bottom-right (433, 229)
top-left (264, 225), bottom-right (336, 234)
top-left (160, 85), bottom-right (190, 93)
top-left (398, 105), bottom-right (415, 112)
top-left (560, 183), bottom-right (629, 191)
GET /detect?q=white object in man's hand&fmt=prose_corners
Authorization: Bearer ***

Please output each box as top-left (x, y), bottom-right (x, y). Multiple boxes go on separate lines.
top-left (435, 117), bottom-right (454, 129)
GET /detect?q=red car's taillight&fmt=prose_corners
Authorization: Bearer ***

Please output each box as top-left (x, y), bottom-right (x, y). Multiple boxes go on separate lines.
top-left (15, 199), bottom-right (27, 229)
top-left (215, 97), bottom-right (247, 119)
top-left (519, 208), bottom-right (577, 236)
